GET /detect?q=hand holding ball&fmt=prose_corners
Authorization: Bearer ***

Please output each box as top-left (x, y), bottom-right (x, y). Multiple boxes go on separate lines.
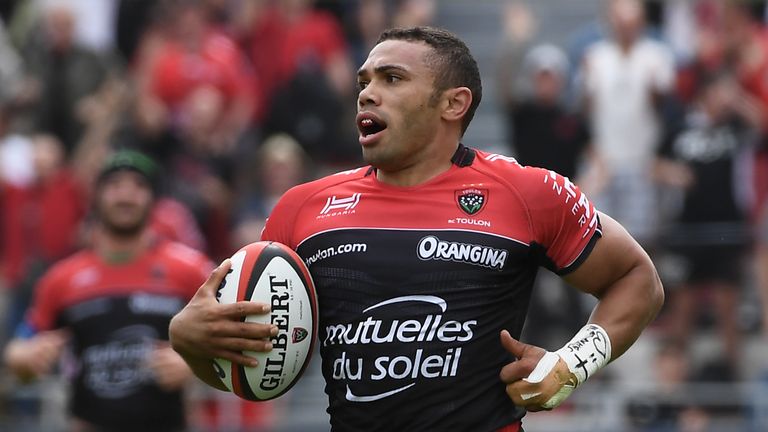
top-left (213, 241), bottom-right (318, 401)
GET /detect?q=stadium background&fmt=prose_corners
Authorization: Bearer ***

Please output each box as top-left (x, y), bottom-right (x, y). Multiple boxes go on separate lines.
top-left (0, 0), bottom-right (767, 430)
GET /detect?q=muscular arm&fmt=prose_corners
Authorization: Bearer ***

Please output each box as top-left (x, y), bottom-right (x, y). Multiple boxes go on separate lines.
top-left (563, 212), bottom-right (665, 359)
top-left (501, 212), bottom-right (664, 411)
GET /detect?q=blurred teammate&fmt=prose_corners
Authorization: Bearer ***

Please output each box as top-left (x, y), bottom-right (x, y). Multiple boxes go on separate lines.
top-left (170, 27), bottom-right (664, 431)
top-left (4, 150), bottom-right (212, 432)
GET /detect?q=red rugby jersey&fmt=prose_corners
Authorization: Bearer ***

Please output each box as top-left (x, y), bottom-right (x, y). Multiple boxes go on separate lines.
top-left (262, 145), bottom-right (601, 431)
top-left (23, 239), bottom-right (212, 430)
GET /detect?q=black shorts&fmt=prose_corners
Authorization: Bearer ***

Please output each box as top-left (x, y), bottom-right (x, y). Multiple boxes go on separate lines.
top-left (669, 243), bottom-right (745, 285)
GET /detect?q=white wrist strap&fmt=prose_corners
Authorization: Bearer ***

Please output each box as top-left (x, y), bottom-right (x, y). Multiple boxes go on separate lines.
top-left (554, 323), bottom-right (612, 385)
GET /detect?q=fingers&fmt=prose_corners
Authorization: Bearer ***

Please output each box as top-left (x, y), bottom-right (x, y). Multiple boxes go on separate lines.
top-left (499, 331), bottom-right (544, 383)
top-left (211, 336), bottom-right (274, 353)
top-left (171, 318), bottom-right (275, 363)
top-left (499, 330), bottom-right (527, 358)
top-left (499, 332), bottom-right (562, 411)
top-left (197, 259), bottom-right (233, 299)
top-left (499, 355), bottom-right (539, 383)
top-left (506, 374), bottom-right (569, 412)
top-left (170, 258), bottom-right (276, 367)
top-left (206, 320), bottom-right (276, 339)
top-left (220, 301), bottom-right (271, 319)
top-left (192, 258), bottom-right (270, 318)
top-left (199, 331), bottom-right (275, 367)
top-left (504, 356), bottom-right (577, 412)
top-left (211, 348), bottom-right (260, 368)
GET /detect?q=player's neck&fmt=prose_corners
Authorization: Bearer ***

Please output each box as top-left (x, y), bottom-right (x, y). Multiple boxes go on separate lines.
top-left (376, 158), bottom-right (453, 187)
top-left (94, 227), bottom-right (153, 264)
top-left (376, 140), bottom-right (460, 187)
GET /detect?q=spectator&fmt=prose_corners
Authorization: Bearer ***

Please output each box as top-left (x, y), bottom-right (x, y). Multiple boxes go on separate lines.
top-left (0, 134), bottom-right (87, 344)
top-left (504, 44), bottom-right (593, 348)
top-left (392, 0), bottom-right (436, 28)
top-left (247, 0), bottom-right (352, 112)
top-left (114, 0), bottom-right (156, 63)
top-left (348, 0), bottom-right (390, 68)
top-left (19, 0), bottom-right (121, 156)
top-left (626, 338), bottom-right (692, 432)
top-left (655, 70), bottom-right (759, 375)
top-left (625, 335), bottom-right (732, 432)
top-left (249, 0), bottom-right (359, 166)
top-left (232, 133), bottom-right (313, 249)
top-left (128, 0), bottom-right (255, 260)
top-left (720, 2), bottom-right (768, 222)
top-left (134, 0), bottom-right (254, 158)
top-left (580, 0), bottom-right (675, 246)
top-left (0, 18), bottom-right (24, 108)
top-left (507, 44), bottom-right (589, 179)
top-left (495, 0), bottom-right (538, 113)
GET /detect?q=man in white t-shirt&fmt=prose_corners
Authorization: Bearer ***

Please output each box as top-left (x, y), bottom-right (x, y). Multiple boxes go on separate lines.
top-left (581, 0), bottom-right (675, 246)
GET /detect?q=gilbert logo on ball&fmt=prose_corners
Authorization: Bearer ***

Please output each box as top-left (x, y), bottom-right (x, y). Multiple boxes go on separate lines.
top-left (213, 241), bottom-right (318, 401)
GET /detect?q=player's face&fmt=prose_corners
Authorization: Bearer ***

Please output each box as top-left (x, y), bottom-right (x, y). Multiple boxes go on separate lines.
top-left (95, 170), bottom-right (154, 237)
top-left (356, 40), bottom-right (445, 173)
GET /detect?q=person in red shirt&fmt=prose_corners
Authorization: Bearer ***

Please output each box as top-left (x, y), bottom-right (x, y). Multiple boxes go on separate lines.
top-left (134, 0), bottom-right (255, 153)
top-left (248, 0), bottom-right (359, 166)
top-left (0, 134), bottom-right (86, 342)
top-left (4, 150), bottom-right (212, 432)
top-left (247, 0), bottom-right (352, 114)
top-left (170, 27), bottom-right (664, 431)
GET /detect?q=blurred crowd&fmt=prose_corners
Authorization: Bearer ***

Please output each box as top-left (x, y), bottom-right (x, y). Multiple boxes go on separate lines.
top-left (0, 0), bottom-right (437, 429)
top-left (499, 0), bottom-right (768, 430)
top-left (0, 0), bottom-right (767, 430)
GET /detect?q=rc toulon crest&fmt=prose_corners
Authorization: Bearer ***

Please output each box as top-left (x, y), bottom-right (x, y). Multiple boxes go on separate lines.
top-left (456, 188), bottom-right (487, 216)
top-left (292, 327), bottom-right (309, 343)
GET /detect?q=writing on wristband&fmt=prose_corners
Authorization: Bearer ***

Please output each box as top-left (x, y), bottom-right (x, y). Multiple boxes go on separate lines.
top-left (554, 323), bottom-right (612, 385)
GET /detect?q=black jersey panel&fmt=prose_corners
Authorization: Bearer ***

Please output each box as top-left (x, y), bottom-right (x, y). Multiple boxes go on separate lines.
top-left (60, 293), bottom-right (186, 430)
top-left (298, 228), bottom-right (534, 431)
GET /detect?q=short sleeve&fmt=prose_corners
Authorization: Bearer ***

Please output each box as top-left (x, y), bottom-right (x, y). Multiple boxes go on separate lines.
top-left (23, 269), bottom-right (63, 335)
top-left (260, 188), bottom-right (303, 248)
top-left (164, 242), bottom-right (215, 299)
top-left (184, 253), bottom-right (215, 298)
top-left (521, 167), bottom-right (602, 274)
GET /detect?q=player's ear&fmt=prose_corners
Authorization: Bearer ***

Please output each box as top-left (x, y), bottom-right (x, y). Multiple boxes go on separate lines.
top-left (441, 87), bottom-right (472, 124)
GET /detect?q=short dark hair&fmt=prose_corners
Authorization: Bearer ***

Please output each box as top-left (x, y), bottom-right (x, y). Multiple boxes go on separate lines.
top-left (376, 26), bottom-right (482, 135)
top-left (97, 149), bottom-right (160, 194)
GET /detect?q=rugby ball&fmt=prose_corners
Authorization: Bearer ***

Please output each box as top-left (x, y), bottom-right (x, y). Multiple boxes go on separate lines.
top-left (213, 241), bottom-right (318, 401)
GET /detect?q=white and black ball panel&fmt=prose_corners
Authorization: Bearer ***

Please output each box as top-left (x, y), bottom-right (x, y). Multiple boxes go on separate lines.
top-left (214, 241), bottom-right (318, 401)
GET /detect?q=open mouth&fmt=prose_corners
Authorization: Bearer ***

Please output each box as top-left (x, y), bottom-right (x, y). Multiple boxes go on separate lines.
top-left (357, 113), bottom-right (387, 137)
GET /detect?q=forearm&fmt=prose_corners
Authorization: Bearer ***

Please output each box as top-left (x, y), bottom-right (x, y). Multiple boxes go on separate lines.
top-left (588, 259), bottom-right (664, 359)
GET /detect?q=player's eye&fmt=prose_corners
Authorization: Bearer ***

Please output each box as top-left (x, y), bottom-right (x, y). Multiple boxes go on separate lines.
top-left (357, 81), bottom-right (369, 91)
top-left (386, 75), bottom-right (401, 84)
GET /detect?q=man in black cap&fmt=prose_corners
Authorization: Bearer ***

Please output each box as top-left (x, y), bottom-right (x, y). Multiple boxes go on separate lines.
top-left (4, 149), bottom-right (213, 432)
